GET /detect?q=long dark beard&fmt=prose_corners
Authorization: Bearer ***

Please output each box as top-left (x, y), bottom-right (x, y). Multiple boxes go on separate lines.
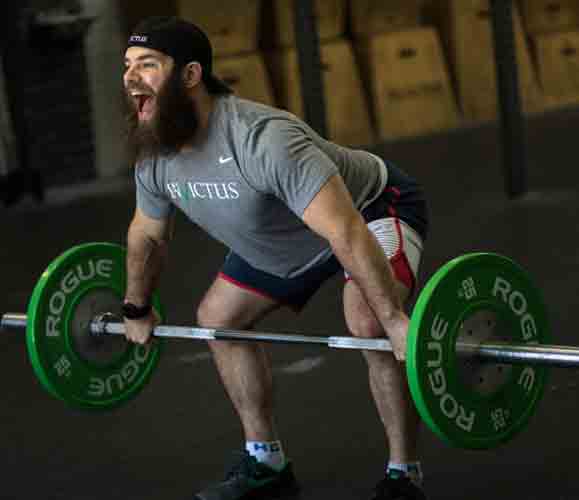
top-left (125, 67), bottom-right (200, 165)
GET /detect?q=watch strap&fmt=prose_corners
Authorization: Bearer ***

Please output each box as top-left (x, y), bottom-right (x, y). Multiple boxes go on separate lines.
top-left (122, 301), bottom-right (152, 320)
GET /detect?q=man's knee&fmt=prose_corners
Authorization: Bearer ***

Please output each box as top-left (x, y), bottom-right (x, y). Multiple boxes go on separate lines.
top-left (350, 311), bottom-right (384, 339)
top-left (345, 280), bottom-right (409, 339)
top-left (197, 301), bottom-right (249, 331)
top-left (196, 296), bottom-right (219, 327)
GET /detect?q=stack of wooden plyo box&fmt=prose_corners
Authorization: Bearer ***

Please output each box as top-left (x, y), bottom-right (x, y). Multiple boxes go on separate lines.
top-left (519, 0), bottom-right (579, 108)
top-left (119, 1), bottom-right (579, 143)
top-left (431, 0), bottom-right (544, 124)
top-left (178, 1), bottom-right (276, 107)
top-left (263, 0), bottom-right (375, 147)
top-left (351, 0), bottom-right (460, 140)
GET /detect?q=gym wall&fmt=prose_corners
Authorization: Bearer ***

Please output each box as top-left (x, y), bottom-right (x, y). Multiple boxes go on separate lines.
top-left (23, 0), bottom-right (579, 181)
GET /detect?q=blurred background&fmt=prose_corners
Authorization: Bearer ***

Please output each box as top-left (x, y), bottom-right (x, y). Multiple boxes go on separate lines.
top-left (2, 0), bottom-right (579, 196)
top-left (2, 2), bottom-right (579, 499)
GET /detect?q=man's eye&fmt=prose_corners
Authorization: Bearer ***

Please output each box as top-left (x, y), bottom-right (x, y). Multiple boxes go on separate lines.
top-left (142, 62), bottom-right (156, 68)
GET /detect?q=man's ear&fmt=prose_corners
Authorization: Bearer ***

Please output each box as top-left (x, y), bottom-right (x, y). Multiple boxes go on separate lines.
top-left (182, 62), bottom-right (203, 88)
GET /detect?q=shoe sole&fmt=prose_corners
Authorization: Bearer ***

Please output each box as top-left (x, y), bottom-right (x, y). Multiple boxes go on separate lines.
top-left (244, 479), bottom-right (300, 499)
top-left (193, 480), bottom-right (300, 500)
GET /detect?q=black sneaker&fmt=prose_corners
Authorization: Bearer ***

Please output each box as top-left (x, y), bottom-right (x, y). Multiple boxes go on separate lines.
top-left (193, 451), bottom-right (300, 500)
top-left (371, 476), bottom-right (427, 500)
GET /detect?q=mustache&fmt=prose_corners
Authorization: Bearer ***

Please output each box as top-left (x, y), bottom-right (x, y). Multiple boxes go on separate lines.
top-left (125, 84), bottom-right (155, 96)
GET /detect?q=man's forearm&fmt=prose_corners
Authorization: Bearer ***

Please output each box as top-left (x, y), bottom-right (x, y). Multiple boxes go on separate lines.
top-left (331, 222), bottom-right (403, 320)
top-left (125, 227), bottom-right (168, 305)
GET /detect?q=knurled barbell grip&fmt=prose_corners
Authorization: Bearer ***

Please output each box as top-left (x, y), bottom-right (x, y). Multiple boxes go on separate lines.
top-left (93, 316), bottom-right (341, 346)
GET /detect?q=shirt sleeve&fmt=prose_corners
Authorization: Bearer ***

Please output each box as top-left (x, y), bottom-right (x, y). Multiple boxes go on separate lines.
top-left (134, 160), bottom-right (174, 219)
top-left (242, 118), bottom-right (339, 216)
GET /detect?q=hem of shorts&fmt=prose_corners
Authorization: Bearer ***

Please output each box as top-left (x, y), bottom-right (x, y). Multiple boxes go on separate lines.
top-left (217, 272), bottom-right (303, 313)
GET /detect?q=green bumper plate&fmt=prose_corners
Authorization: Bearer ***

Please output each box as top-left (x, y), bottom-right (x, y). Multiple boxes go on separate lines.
top-left (407, 253), bottom-right (550, 449)
top-left (26, 242), bottom-right (163, 411)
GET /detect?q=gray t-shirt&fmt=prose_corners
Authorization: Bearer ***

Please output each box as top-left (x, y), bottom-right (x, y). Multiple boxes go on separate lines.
top-left (135, 95), bottom-right (387, 278)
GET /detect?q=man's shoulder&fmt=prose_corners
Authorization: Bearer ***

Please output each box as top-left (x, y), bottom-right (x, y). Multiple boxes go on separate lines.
top-left (223, 95), bottom-right (304, 136)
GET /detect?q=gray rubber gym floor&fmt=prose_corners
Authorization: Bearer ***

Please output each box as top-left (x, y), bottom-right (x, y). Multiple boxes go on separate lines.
top-left (2, 107), bottom-right (579, 500)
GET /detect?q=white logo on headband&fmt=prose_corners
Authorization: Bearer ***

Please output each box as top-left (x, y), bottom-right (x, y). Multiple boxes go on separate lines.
top-left (130, 35), bottom-right (148, 43)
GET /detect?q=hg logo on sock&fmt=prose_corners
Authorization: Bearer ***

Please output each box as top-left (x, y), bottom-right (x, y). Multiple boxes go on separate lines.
top-left (251, 442), bottom-right (281, 453)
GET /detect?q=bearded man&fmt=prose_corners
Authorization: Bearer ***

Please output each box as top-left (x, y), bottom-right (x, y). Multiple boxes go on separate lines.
top-left (122, 16), bottom-right (429, 500)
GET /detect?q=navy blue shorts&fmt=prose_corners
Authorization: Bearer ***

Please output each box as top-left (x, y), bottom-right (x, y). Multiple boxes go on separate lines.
top-left (219, 173), bottom-right (428, 311)
top-left (219, 252), bottom-right (341, 312)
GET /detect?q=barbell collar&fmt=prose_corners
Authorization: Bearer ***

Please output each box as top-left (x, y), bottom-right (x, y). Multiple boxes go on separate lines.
top-left (1, 313), bottom-right (26, 330)
top-left (5, 311), bottom-right (579, 368)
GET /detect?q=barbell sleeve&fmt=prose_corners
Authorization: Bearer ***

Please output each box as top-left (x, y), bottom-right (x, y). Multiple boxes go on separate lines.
top-left (1, 313), bottom-right (27, 330)
top-left (4, 312), bottom-right (579, 368)
top-left (94, 316), bottom-right (333, 346)
top-left (458, 341), bottom-right (579, 368)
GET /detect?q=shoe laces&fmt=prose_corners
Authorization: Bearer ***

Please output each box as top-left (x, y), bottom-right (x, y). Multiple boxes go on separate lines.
top-left (224, 451), bottom-right (260, 480)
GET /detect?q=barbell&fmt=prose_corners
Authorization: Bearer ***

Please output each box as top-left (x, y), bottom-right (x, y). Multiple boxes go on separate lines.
top-left (2, 242), bottom-right (576, 450)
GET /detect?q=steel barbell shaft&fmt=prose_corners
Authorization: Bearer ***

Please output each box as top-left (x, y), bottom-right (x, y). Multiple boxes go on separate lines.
top-left (4, 312), bottom-right (579, 368)
top-left (89, 318), bottom-right (579, 368)
top-left (96, 318), bottom-right (337, 346)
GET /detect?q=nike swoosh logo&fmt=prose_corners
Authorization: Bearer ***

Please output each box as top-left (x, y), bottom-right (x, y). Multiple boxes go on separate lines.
top-left (219, 156), bottom-right (234, 164)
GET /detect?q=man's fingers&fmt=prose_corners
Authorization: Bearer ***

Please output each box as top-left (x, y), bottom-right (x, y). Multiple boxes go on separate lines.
top-left (125, 331), bottom-right (150, 345)
top-left (393, 341), bottom-right (406, 362)
top-left (124, 316), bottom-right (158, 345)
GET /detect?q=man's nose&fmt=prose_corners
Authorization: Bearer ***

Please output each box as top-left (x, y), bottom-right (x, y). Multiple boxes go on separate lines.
top-left (123, 65), bottom-right (139, 86)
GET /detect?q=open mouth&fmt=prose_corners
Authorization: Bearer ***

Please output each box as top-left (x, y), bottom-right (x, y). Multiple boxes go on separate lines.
top-left (131, 93), bottom-right (155, 119)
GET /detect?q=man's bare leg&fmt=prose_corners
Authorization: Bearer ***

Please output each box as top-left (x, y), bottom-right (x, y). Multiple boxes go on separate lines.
top-left (197, 277), bottom-right (282, 441)
top-left (194, 278), bottom-right (298, 497)
top-left (342, 279), bottom-right (421, 463)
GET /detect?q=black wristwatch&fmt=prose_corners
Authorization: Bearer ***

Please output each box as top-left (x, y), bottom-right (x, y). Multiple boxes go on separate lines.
top-left (122, 301), bottom-right (152, 320)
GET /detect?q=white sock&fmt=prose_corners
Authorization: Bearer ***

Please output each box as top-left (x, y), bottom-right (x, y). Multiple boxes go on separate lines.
top-left (245, 441), bottom-right (286, 470)
top-left (387, 461), bottom-right (423, 485)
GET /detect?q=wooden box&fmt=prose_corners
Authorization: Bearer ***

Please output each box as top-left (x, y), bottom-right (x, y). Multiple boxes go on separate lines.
top-left (177, 0), bottom-right (260, 56)
top-left (533, 30), bottom-right (579, 107)
top-left (349, 0), bottom-right (422, 38)
top-left (519, 0), bottom-right (579, 35)
top-left (355, 28), bottom-right (460, 139)
top-left (213, 52), bottom-right (276, 106)
top-left (263, 0), bottom-right (346, 48)
top-left (438, 0), bottom-right (544, 122)
top-left (120, 0), bottom-right (260, 57)
top-left (267, 39), bottom-right (375, 146)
